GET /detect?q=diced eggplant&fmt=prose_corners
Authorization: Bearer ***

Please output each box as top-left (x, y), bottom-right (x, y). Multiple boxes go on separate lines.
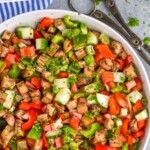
top-left (1, 30), bottom-right (12, 40)
top-left (4, 113), bottom-right (15, 126)
top-left (67, 99), bottom-right (77, 111)
top-left (110, 41), bottom-right (122, 55)
top-left (84, 66), bottom-right (94, 78)
top-left (109, 137), bottom-right (123, 147)
top-left (46, 104), bottom-right (56, 116)
top-left (63, 38), bottom-right (73, 53)
top-left (15, 119), bottom-right (24, 137)
top-left (42, 92), bottom-right (54, 104)
top-left (1, 76), bottom-right (16, 89)
top-left (30, 89), bottom-right (41, 98)
top-left (54, 102), bottom-right (65, 115)
top-left (0, 46), bottom-right (9, 57)
top-left (48, 42), bottom-right (60, 56)
top-left (1, 125), bottom-right (14, 148)
top-left (75, 49), bottom-right (86, 60)
top-left (77, 102), bottom-right (88, 114)
top-left (93, 130), bottom-right (107, 144)
top-left (36, 54), bottom-right (49, 67)
top-left (103, 119), bottom-right (114, 130)
top-left (17, 139), bottom-right (28, 150)
top-left (118, 50), bottom-right (127, 60)
top-left (42, 71), bottom-right (51, 81)
top-left (22, 68), bottom-right (34, 78)
top-left (17, 81), bottom-right (28, 94)
top-left (33, 139), bottom-right (43, 150)
top-left (40, 30), bottom-right (54, 41)
top-left (37, 114), bottom-right (48, 122)
top-left (129, 119), bottom-right (138, 133)
top-left (81, 115), bottom-right (94, 127)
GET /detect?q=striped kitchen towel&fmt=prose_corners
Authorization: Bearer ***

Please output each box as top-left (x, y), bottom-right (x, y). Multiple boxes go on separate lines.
top-left (0, 0), bottom-right (53, 22)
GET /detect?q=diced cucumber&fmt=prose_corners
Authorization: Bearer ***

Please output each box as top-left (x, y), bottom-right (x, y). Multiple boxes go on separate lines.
top-left (127, 90), bottom-right (142, 104)
top-left (16, 26), bottom-right (33, 39)
top-left (9, 106), bottom-right (16, 112)
top-left (113, 72), bottom-right (126, 83)
top-left (48, 25), bottom-right (57, 33)
top-left (54, 78), bottom-right (69, 89)
top-left (120, 108), bottom-right (128, 117)
top-left (84, 55), bottom-right (95, 67)
top-left (52, 118), bottom-right (63, 130)
top-left (87, 94), bottom-right (97, 105)
top-left (114, 118), bottom-right (122, 127)
top-left (135, 109), bottom-right (148, 121)
top-left (3, 90), bottom-right (15, 109)
top-left (55, 88), bottom-right (71, 105)
top-left (85, 45), bottom-right (95, 55)
top-left (99, 33), bottom-right (110, 45)
top-left (87, 31), bottom-right (98, 45)
top-left (46, 129), bottom-right (62, 138)
top-left (36, 38), bottom-right (48, 50)
top-left (96, 93), bottom-right (110, 108)
top-left (84, 83), bottom-right (100, 93)
top-left (57, 23), bottom-right (66, 31)
top-left (18, 42), bottom-right (27, 48)
top-left (80, 23), bottom-right (88, 35)
top-left (51, 34), bottom-right (64, 44)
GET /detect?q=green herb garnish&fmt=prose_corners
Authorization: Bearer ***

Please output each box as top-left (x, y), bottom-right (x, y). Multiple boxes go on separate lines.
top-left (127, 17), bottom-right (139, 27)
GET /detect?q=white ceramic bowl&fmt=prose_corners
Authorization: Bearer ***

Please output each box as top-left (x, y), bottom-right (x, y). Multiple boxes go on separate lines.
top-left (0, 9), bottom-right (150, 149)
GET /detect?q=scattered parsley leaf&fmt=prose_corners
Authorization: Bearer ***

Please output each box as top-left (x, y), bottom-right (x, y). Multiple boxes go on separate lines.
top-left (143, 37), bottom-right (150, 45)
top-left (127, 17), bottom-right (139, 27)
top-left (125, 0), bottom-right (130, 3)
top-left (95, 0), bottom-right (101, 5)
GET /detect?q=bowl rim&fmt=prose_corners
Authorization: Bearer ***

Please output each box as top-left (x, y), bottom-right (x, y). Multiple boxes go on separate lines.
top-left (0, 9), bottom-right (150, 149)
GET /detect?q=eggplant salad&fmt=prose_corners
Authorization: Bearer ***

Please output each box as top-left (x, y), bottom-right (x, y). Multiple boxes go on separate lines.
top-left (0, 15), bottom-right (148, 150)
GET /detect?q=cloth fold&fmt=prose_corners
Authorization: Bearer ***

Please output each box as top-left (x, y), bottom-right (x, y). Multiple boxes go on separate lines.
top-left (0, 0), bottom-right (53, 22)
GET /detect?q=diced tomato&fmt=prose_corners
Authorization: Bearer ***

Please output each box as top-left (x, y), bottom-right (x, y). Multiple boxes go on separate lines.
top-left (71, 83), bottom-right (78, 93)
top-left (39, 17), bottom-right (54, 28)
top-left (69, 115), bottom-right (80, 130)
top-left (95, 117), bottom-right (103, 124)
top-left (94, 44), bottom-right (114, 62)
top-left (8, 45), bottom-right (15, 53)
top-left (22, 109), bottom-right (37, 131)
top-left (55, 136), bottom-right (63, 148)
top-left (42, 132), bottom-right (49, 149)
top-left (41, 105), bottom-right (46, 113)
top-left (34, 30), bottom-right (43, 39)
top-left (20, 46), bottom-right (35, 57)
top-left (109, 95), bottom-right (120, 115)
top-left (101, 72), bottom-right (114, 84)
top-left (116, 58), bottom-right (125, 70)
top-left (118, 133), bottom-right (127, 143)
top-left (30, 101), bottom-right (43, 110)
top-left (31, 77), bottom-right (41, 88)
top-left (132, 130), bottom-right (145, 138)
top-left (133, 100), bottom-right (144, 113)
top-left (121, 119), bottom-right (131, 135)
top-left (128, 134), bottom-right (133, 145)
top-left (57, 71), bottom-right (69, 78)
top-left (100, 91), bottom-right (111, 96)
top-left (107, 81), bottom-right (116, 88)
top-left (42, 124), bottom-right (52, 131)
top-left (26, 137), bottom-right (35, 148)
top-left (132, 77), bottom-right (143, 92)
top-left (95, 144), bottom-right (120, 150)
top-left (5, 53), bottom-right (20, 64)
top-left (125, 55), bottom-right (133, 66)
top-left (137, 120), bottom-right (147, 130)
top-left (115, 92), bottom-right (128, 107)
top-left (19, 101), bottom-right (31, 111)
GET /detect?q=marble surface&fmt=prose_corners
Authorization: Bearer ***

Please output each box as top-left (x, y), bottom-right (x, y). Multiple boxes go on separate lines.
top-left (49, 0), bottom-right (150, 149)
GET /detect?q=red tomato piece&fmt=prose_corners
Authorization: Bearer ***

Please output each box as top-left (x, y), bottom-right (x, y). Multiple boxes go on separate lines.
top-left (57, 71), bottom-right (69, 78)
top-left (42, 124), bottom-right (52, 131)
top-left (19, 101), bottom-right (31, 111)
top-left (5, 53), bottom-right (20, 64)
top-left (69, 115), bottom-right (80, 130)
top-left (121, 119), bottom-right (131, 135)
top-left (132, 77), bottom-right (143, 92)
top-left (30, 101), bottom-right (43, 110)
top-left (34, 30), bottom-right (43, 39)
top-left (20, 46), bottom-right (35, 57)
top-left (39, 17), bottom-right (54, 28)
top-left (55, 136), bottom-right (63, 148)
top-left (42, 132), bottom-right (49, 149)
top-left (115, 92), bottom-right (128, 107)
top-left (26, 137), bottom-right (35, 148)
top-left (101, 72), bottom-right (114, 84)
top-left (116, 58), bottom-right (125, 70)
top-left (71, 83), bottom-right (78, 93)
top-left (133, 100), bottom-right (144, 113)
top-left (109, 95), bottom-right (120, 115)
top-left (125, 55), bottom-right (133, 66)
top-left (95, 144), bottom-right (120, 150)
top-left (132, 130), bottom-right (145, 138)
top-left (128, 134), bottom-right (133, 145)
top-left (31, 77), bottom-right (41, 88)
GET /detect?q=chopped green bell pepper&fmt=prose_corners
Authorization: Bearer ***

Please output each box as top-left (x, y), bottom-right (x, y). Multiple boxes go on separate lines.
top-left (80, 23), bottom-right (88, 34)
top-left (62, 125), bottom-right (76, 137)
top-left (8, 64), bottom-right (20, 78)
top-left (84, 55), bottom-right (95, 66)
top-left (64, 15), bottom-right (79, 28)
top-left (80, 122), bottom-right (100, 139)
top-left (51, 34), bottom-right (64, 44)
top-left (27, 122), bottom-right (42, 140)
top-left (99, 33), bottom-right (110, 45)
top-left (121, 143), bottom-right (128, 150)
top-left (73, 34), bottom-right (87, 50)
top-left (0, 61), bottom-right (4, 70)
top-left (133, 142), bottom-right (139, 150)
top-left (69, 62), bottom-right (81, 74)
top-left (111, 84), bottom-right (123, 93)
top-left (0, 104), bottom-right (3, 110)
top-left (62, 28), bottom-right (80, 39)
top-left (85, 45), bottom-right (95, 55)
top-left (73, 92), bottom-right (89, 99)
top-left (87, 31), bottom-right (98, 45)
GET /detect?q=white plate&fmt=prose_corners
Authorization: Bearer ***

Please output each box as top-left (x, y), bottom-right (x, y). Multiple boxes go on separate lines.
top-left (0, 9), bottom-right (150, 150)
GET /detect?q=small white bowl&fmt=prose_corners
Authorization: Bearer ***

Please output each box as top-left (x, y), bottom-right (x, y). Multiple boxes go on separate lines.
top-left (0, 9), bottom-right (149, 150)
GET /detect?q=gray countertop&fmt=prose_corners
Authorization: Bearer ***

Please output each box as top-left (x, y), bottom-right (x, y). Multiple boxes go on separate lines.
top-left (49, 0), bottom-right (150, 149)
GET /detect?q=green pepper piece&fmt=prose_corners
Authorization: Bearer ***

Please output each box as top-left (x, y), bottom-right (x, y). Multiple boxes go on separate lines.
top-left (133, 142), bottom-right (139, 150)
top-left (8, 64), bottom-right (20, 78)
top-left (87, 31), bottom-right (98, 45)
top-left (85, 45), bottom-right (95, 55)
top-left (80, 123), bottom-right (100, 139)
top-left (0, 104), bottom-right (3, 110)
top-left (99, 33), bottom-right (110, 45)
top-left (64, 15), bottom-right (79, 28)
top-left (73, 92), bottom-right (89, 99)
top-left (69, 62), bottom-right (81, 74)
top-left (73, 34), bottom-right (87, 50)
top-left (121, 143), bottom-right (128, 150)
top-left (27, 122), bottom-right (42, 140)
top-left (62, 28), bottom-right (80, 39)
top-left (51, 34), bottom-right (64, 44)
top-left (111, 84), bottom-right (123, 93)
top-left (69, 141), bottom-right (78, 150)
top-left (0, 61), bottom-right (4, 70)
top-left (84, 55), bottom-right (95, 66)
top-left (80, 23), bottom-right (88, 34)
top-left (62, 125), bottom-right (76, 137)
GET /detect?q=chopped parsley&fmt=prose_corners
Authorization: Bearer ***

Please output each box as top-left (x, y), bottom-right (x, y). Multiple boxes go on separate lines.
top-left (127, 17), bottom-right (139, 27)
top-left (143, 37), bottom-right (150, 45)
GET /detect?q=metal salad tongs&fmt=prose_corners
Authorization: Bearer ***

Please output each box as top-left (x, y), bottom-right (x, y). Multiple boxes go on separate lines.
top-left (69, 0), bottom-right (150, 65)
